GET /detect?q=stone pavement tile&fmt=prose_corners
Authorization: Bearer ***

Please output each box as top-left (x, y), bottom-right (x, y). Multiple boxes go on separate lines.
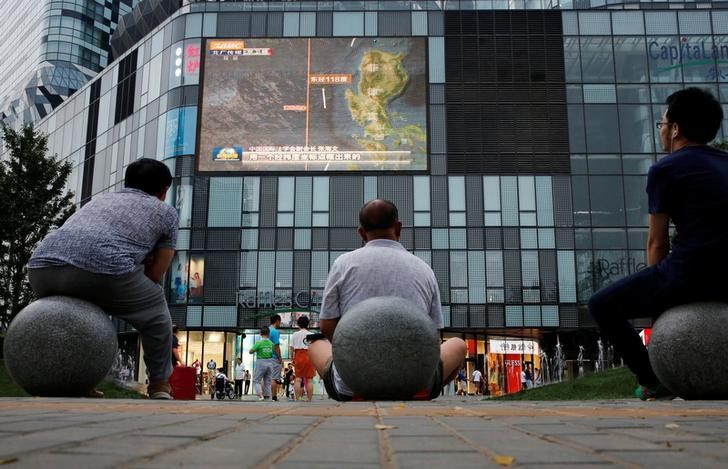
top-left (511, 421), bottom-right (600, 436)
top-left (379, 417), bottom-right (444, 437)
top-left (556, 433), bottom-right (668, 451)
top-left (74, 415), bottom-right (199, 434)
top-left (0, 435), bottom-right (73, 458)
top-left (518, 463), bottom-right (615, 468)
top-left (575, 418), bottom-right (659, 430)
top-left (136, 418), bottom-right (246, 438)
top-left (0, 419), bottom-right (80, 433)
top-left (314, 416), bottom-right (378, 429)
top-left (8, 450), bottom-right (131, 468)
top-left (281, 440), bottom-right (380, 464)
top-left (435, 416), bottom-right (497, 431)
top-left (275, 462), bottom-right (379, 469)
top-left (392, 450), bottom-right (499, 469)
top-left (303, 429), bottom-right (379, 444)
top-left (674, 441), bottom-right (728, 460)
top-left (612, 426), bottom-right (724, 443)
top-left (268, 415), bottom-right (321, 425)
top-left (5, 424), bottom-right (135, 443)
top-left (250, 424), bottom-right (315, 435)
top-left (388, 435), bottom-right (474, 452)
top-left (461, 429), bottom-right (615, 465)
top-left (605, 450), bottom-right (727, 469)
top-left (131, 432), bottom-right (298, 468)
top-left (673, 420), bottom-right (728, 435)
top-left (129, 446), bottom-right (253, 469)
top-left (57, 435), bottom-right (196, 457)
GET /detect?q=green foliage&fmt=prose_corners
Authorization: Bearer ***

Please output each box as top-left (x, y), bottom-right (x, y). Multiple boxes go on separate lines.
top-left (494, 367), bottom-right (636, 401)
top-left (712, 138), bottom-right (728, 152)
top-left (0, 124), bottom-right (75, 332)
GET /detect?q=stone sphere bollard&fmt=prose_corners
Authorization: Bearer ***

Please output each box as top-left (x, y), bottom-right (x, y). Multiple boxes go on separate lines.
top-left (3, 296), bottom-right (118, 397)
top-left (648, 302), bottom-right (728, 400)
top-left (332, 296), bottom-right (441, 400)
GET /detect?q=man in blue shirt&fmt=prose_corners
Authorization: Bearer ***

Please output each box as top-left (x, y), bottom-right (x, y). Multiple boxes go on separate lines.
top-left (589, 88), bottom-right (727, 400)
top-left (268, 314), bottom-right (283, 401)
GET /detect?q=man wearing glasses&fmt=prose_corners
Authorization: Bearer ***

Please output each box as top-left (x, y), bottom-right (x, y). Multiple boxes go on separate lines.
top-left (589, 87), bottom-right (727, 400)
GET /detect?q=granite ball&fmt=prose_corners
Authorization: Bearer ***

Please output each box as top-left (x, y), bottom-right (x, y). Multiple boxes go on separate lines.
top-left (648, 302), bottom-right (728, 400)
top-left (3, 296), bottom-right (118, 397)
top-left (332, 296), bottom-right (441, 400)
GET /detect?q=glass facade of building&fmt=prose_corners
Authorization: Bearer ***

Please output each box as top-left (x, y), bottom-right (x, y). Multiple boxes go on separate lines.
top-left (22, 1), bottom-right (728, 389)
top-left (0, 0), bottom-right (139, 127)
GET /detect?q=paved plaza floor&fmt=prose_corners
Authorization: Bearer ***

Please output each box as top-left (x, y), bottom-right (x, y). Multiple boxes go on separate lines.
top-left (0, 396), bottom-right (727, 468)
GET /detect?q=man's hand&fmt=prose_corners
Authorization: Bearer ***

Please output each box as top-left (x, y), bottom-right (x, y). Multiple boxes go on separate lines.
top-left (144, 247), bottom-right (175, 283)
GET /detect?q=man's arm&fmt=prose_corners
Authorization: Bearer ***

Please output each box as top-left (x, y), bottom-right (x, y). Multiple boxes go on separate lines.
top-left (144, 247), bottom-right (175, 284)
top-left (274, 344), bottom-right (283, 364)
top-left (318, 259), bottom-right (342, 339)
top-left (172, 346), bottom-right (182, 366)
top-left (320, 318), bottom-right (339, 340)
top-left (647, 213), bottom-right (670, 266)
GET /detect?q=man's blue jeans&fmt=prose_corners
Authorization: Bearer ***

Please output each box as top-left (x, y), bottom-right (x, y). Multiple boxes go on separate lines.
top-left (588, 264), bottom-right (725, 387)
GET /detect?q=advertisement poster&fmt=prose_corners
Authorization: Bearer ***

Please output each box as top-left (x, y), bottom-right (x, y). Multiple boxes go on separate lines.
top-left (189, 255), bottom-right (205, 303)
top-left (198, 38), bottom-right (428, 172)
top-left (505, 354), bottom-right (522, 394)
top-left (170, 252), bottom-right (189, 304)
top-left (173, 182), bottom-right (192, 228)
top-left (487, 353), bottom-right (505, 396)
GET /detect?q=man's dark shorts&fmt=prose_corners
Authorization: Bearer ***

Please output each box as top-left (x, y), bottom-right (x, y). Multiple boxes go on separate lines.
top-left (321, 358), bottom-right (444, 401)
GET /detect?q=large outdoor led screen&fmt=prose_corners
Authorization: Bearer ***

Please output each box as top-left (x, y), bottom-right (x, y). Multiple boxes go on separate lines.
top-left (198, 38), bottom-right (428, 172)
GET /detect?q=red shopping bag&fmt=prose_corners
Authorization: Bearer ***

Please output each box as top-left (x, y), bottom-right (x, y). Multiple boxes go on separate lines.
top-left (170, 366), bottom-right (197, 400)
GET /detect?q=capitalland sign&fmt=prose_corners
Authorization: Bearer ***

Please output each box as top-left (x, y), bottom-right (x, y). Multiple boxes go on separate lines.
top-left (648, 38), bottom-right (728, 80)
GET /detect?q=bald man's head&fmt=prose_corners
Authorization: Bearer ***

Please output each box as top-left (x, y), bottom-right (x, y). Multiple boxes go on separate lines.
top-left (358, 200), bottom-right (400, 240)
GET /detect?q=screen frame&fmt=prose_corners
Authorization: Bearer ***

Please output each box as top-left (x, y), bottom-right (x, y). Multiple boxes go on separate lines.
top-left (194, 36), bottom-right (431, 175)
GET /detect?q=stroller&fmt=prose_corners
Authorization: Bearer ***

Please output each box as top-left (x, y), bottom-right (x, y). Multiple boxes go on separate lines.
top-left (213, 375), bottom-right (236, 400)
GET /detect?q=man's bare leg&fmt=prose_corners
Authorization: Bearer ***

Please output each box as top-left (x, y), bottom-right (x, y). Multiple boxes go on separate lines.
top-left (440, 338), bottom-right (467, 385)
top-left (308, 340), bottom-right (333, 377)
top-left (294, 377), bottom-right (304, 400)
top-left (305, 378), bottom-right (314, 401)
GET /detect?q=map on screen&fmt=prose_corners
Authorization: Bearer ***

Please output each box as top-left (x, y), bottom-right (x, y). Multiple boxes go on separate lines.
top-left (197, 37), bottom-right (428, 172)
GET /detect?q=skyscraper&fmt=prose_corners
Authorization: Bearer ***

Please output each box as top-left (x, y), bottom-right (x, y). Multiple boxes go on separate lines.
top-left (0, 0), bottom-right (140, 128)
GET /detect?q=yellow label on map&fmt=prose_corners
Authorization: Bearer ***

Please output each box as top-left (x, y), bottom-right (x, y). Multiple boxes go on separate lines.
top-left (209, 40), bottom-right (245, 51)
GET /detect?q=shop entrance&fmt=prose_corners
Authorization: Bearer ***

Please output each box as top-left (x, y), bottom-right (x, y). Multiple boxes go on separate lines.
top-left (177, 330), bottom-right (238, 394)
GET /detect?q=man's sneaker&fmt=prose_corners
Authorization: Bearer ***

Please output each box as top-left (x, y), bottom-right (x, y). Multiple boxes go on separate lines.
top-left (147, 381), bottom-right (173, 400)
top-left (86, 388), bottom-right (104, 398)
top-left (272, 396), bottom-right (278, 401)
top-left (635, 384), bottom-right (674, 401)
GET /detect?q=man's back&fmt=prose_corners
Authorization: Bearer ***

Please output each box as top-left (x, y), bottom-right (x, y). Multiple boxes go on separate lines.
top-left (319, 239), bottom-right (442, 328)
top-left (29, 188), bottom-right (178, 276)
top-left (648, 145), bottom-right (728, 276)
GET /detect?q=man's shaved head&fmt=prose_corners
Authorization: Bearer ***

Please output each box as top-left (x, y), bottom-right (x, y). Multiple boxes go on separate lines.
top-left (359, 199), bottom-right (399, 232)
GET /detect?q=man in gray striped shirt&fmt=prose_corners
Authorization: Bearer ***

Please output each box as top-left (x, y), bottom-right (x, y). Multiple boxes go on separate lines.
top-left (28, 158), bottom-right (179, 399)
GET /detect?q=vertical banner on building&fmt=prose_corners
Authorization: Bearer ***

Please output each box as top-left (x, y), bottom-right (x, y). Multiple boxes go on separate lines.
top-left (487, 353), bottom-right (505, 396)
top-left (505, 354), bottom-right (522, 394)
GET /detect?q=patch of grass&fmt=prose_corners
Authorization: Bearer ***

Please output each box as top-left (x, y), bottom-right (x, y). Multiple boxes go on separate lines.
top-left (494, 367), bottom-right (636, 400)
top-left (1, 360), bottom-right (144, 399)
top-left (0, 362), bottom-right (29, 397)
top-left (95, 380), bottom-right (145, 399)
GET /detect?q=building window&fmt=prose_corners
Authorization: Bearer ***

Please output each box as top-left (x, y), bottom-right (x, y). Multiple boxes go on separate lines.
top-left (114, 48), bottom-right (137, 124)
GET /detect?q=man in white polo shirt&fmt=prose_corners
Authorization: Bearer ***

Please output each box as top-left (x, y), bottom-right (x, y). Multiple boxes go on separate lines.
top-left (308, 199), bottom-right (466, 401)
